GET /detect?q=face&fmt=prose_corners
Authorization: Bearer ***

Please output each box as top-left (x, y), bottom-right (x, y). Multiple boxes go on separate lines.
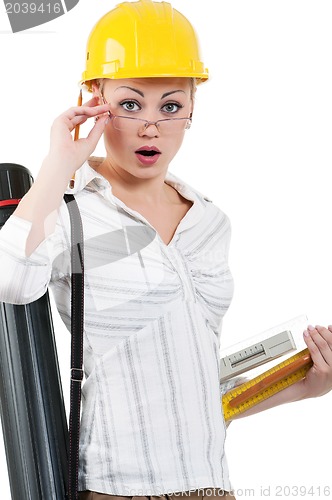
top-left (93, 77), bottom-right (194, 181)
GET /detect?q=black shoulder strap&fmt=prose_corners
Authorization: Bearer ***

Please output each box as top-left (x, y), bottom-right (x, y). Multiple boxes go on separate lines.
top-left (64, 193), bottom-right (84, 500)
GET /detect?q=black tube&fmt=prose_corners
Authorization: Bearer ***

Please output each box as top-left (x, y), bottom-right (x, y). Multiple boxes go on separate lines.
top-left (0, 163), bottom-right (68, 499)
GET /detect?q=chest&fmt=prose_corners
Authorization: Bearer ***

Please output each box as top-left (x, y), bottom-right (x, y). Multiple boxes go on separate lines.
top-left (137, 198), bottom-right (193, 246)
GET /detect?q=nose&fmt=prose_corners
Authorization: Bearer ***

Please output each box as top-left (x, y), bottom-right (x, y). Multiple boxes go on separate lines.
top-left (138, 120), bottom-right (160, 138)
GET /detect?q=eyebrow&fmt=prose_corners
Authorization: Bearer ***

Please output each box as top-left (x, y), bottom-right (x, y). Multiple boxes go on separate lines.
top-left (161, 89), bottom-right (186, 99)
top-left (114, 86), bottom-right (186, 99)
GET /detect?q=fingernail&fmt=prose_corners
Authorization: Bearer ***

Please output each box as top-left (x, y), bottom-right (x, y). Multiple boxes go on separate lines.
top-left (308, 325), bottom-right (315, 332)
top-left (303, 329), bottom-right (310, 337)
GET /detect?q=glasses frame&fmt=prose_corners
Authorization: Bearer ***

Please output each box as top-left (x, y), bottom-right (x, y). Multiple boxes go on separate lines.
top-left (100, 93), bottom-right (192, 133)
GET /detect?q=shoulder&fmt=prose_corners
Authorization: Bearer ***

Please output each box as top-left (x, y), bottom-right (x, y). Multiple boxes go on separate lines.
top-left (166, 170), bottom-right (231, 223)
top-left (166, 170), bottom-right (213, 203)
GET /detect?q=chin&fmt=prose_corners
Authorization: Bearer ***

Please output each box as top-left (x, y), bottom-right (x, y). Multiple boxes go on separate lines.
top-left (130, 161), bottom-right (168, 177)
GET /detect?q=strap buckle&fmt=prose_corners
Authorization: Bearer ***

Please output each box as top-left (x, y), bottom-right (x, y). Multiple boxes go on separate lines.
top-left (70, 368), bottom-right (84, 382)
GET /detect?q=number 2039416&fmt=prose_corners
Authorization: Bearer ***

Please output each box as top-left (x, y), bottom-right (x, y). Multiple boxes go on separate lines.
top-left (5, 3), bottom-right (62, 14)
top-left (275, 485), bottom-right (330, 496)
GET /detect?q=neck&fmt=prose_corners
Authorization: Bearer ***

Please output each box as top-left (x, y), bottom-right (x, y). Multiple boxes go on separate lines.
top-left (93, 157), bottom-right (174, 205)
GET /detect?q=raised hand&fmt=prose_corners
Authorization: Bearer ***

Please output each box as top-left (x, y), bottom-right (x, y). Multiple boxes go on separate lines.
top-left (47, 96), bottom-right (111, 178)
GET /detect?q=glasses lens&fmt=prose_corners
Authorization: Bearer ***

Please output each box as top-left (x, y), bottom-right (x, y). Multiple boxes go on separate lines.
top-left (111, 116), bottom-right (190, 134)
top-left (158, 118), bottom-right (190, 134)
top-left (112, 116), bottom-right (141, 131)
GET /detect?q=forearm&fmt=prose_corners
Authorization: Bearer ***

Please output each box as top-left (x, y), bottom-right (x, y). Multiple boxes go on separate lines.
top-left (233, 378), bottom-right (307, 419)
top-left (13, 156), bottom-right (71, 257)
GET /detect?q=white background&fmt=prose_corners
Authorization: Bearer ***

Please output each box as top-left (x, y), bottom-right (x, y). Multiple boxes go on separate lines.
top-left (1, 1), bottom-right (332, 498)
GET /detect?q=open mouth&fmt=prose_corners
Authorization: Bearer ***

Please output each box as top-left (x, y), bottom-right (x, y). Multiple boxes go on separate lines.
top-left (135, 146), bottom-right (161, 164)
top-left (136, 150), bottom-right (160, 157)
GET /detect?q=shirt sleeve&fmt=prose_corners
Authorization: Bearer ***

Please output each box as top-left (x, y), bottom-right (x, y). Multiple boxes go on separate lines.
top-left (219, 376), bottom-right (247, 397)
top-left (0, 209), bottom-right (69, 305)
top-left (220, 376), bottom-right (248, 428)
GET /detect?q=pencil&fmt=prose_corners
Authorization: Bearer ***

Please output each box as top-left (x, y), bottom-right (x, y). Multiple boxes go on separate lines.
top-left (69, 89), bottom-right (83, 189)
top-left (228, 349), bottom-right (312, 408)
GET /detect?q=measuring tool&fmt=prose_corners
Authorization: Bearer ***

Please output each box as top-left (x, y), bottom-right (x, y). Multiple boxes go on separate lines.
top-left (222, 348), bottom-right (313, 421)
top-left (220, 330), bottom-right (296, 381)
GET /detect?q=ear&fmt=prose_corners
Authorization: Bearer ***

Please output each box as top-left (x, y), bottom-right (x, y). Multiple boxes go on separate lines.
top-left (186, 99), bottom-right (195, 129)
top-left (91, 80), bottom-right (103, 104)
top-left (185, 112), bottom-right (193, 130)
top-left (189, 93), bottom-right (195, 116)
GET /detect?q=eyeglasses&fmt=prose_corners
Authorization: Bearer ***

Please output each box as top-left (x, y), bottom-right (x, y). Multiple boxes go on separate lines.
top-left (100, 92), bottom-right (192, 135)
top-left (108, 114), bottom-right (192, 135)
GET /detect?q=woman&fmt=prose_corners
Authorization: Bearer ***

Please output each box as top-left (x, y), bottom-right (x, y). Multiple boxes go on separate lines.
top-left (0, 1), bottom-right (331, 499)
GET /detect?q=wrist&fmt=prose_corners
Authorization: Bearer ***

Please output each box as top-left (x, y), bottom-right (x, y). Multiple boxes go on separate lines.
top-left (39, 154), bottom-right (74, 182)
top-left (295, 379), bottom-right (311, 401)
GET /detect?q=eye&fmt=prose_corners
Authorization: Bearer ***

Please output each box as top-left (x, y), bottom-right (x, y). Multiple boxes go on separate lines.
top-left (120, 100), bottom-right (141, 112)
top-left (161, 102), bottom-right (183, 114)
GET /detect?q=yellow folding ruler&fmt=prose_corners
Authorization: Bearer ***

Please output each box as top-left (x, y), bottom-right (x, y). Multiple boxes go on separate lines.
top-left (222, 348), bottom-right (313, 421)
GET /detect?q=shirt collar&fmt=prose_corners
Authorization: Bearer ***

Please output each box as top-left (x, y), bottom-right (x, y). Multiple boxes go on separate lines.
top-left (66, 157), bottom-right (210, 202)
top-left (64, 157), bottom-right (210, 232)
top-left (65, 157), bottom-right (110, 195)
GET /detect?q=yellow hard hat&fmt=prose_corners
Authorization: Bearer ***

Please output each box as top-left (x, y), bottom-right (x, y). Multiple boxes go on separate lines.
top-left (80, 0), bottom-right (208, 91)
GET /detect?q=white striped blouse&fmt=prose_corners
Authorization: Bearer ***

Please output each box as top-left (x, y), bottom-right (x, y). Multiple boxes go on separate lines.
top-left (0, 159), bottom-right (237, 496)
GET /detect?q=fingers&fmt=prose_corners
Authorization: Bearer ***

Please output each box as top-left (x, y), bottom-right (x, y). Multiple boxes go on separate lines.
top-left (303, 325), bottom-right (332, 366)
top-left (50, 102), bottom-right (111, 146)
top-left (79, 96), bottom-right (101, 108)
top-left (58, 97), bottom-right (111, 129)
top-left (48, 97), bottom-right (111, 165)
top-left (68, 96), bottom-right (110, 117)
top-left (84, 114), bottom-right (110, 150)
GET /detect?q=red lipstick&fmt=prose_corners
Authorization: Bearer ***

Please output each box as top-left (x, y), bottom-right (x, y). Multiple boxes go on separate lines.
top-left (135, 146), bottom-right (161, 166)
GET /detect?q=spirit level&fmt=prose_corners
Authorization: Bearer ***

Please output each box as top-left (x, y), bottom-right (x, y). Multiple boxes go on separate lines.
top-left (220, 330), bottom-right (296, 381)
top-left (222, 348), bottom-right (313, 421)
